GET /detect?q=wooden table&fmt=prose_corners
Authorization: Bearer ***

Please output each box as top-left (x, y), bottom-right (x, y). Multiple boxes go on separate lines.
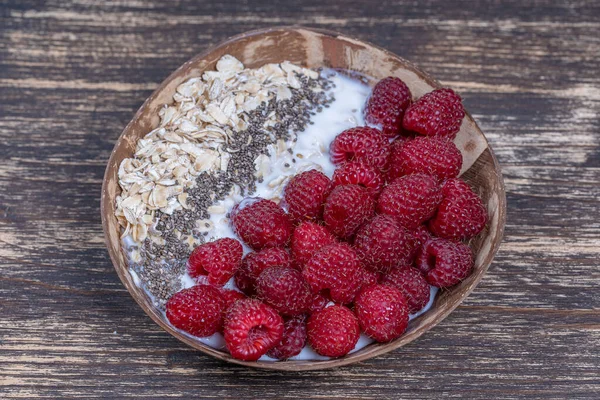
top-left (1, 1), bottom-right (599, 398)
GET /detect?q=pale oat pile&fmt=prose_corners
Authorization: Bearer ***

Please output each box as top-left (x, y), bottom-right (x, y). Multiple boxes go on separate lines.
top-left (115, 55), bottom-right (320, 244)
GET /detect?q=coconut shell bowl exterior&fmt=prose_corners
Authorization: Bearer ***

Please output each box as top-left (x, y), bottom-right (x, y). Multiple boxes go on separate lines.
top-left (101, 27), bottom-right (506, 371)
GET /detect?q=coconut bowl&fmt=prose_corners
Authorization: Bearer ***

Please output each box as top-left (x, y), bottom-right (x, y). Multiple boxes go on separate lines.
top-left (101, 26), bottom-right (506, 371)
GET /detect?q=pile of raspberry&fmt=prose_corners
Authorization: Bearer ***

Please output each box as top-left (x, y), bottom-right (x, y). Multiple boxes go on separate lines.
top-left (164, 77), bottom-right (488, 361)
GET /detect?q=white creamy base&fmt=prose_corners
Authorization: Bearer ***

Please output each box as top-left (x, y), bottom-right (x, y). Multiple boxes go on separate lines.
top-left (124, 69), bottom-right (439, 361)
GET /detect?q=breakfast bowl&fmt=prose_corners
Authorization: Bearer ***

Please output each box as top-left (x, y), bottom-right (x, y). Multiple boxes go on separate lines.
top-left (101, 26), bottom-right (506, 371)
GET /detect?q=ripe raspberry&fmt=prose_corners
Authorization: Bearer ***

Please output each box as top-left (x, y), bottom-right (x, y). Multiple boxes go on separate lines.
top-left (323, 184), bottom-right (375, 239)
top-left (413, 225), bottom-right (433, 248)
top-left (267, 316), bottom-right (307, 360)
top-left (283, 169), bottom-right (332, 224)
top-left (354, 215), bottom-right (414, 274)
top-left (307, 305), bottom-right (360, 357)
top-left (377, 174), bottom-right (442, 230)
top-left (364, 76), bottom-right (413, 138)
top-left (166, 285), bottom-right (225, 337)
top-left (224, 299), bottom-right (284, 361)
top-left (234, 247), bottom-right (292, 296)
top-left (303, 243), bottom-right (364, 304)
top-left (408, 224), bottom-right (433, 260)
top-left (360, 268), bottom-right (380, 288)
top-left (308, 293), bottom-right (329, 314)
top-left (256, 266), bottom-right (312, 316)
top-left (403, 88), bottom-right (465, 139)
top-left (428, 178), bottom-right (487, 240)
top-left (387, 136), bottom-right (462, 183)
top-left (220, 289), bottom-right (246, 313)
top-left (381, 267), bottom-right (430, 313)
top-left (187, 238), bottom-right (243, 285)
top-left (231, 198), bottom-right (292, 250)
top-left (416, 238), bottom-right (474, 287)
top-left (290, 221), bottom-right (336, 267)
top-left (332, 161), bottom-right (384, 197)
top-left (354, 284), bottom-right (409, 342)
top-left (329, 127), bottom-right (390, 170)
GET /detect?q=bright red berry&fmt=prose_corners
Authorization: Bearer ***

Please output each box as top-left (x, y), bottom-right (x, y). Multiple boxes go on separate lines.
top-left (290, 221), bottom-right (336, 266)
top-left (332, 161), bottom-right (384, 196)
top-left (224, 299), bottom-right (284, 361)
top-left (187, 238), bottom-right (243, 285)
top-left (303, 243), bottom-right (364, 304)
top-left (354, 284), bottom-right (409, 342)
top-left (166, 285), bottom-right (225, 337)
top-left (307, 305), bottom-right (360, 357)
top-left (416, 238), bottom-right (474, 287)
top-left (267, 316), bottom-right (307, 360)
top-left (364, 76), bottom-right (413, 138)
top-left (381, 267), bottom-right (430, 313)
top-left (308, 293), bottom-right (329, 314)
top-left (220, 289), bottom-right (246, 313)
top-left (354, 215), bottom-right (414, 274)
top-left (413, 225), bottom-right (433, 248)
top-left (283, 169), bottom-right (332, 224)
top-left (408, 224), bottom-right (433, 260)
top-left (323, 184), bottom-right (375, 239)
top-left (256, 266), bottom-right (312, 316)
top-left (329, 127), bottom-right (390, 170)
top-left (360, 268), bottom-right (380, 288)
top-left (231, 198), bottom-right (292, 250)
top-left (403, 88), bottom-right (465, 139)
top-left (387, 136), bottom-right (462, 183)
top-left (429, 178), bottom-right (487, 240)
top-left (377, 174), bottom-right (442, 230)
top-left (234, 247), bottom-right (292, 296)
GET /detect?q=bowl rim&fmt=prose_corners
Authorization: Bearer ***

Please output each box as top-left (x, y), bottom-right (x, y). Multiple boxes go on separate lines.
top-left (101, 25), bottom-right (507, 371)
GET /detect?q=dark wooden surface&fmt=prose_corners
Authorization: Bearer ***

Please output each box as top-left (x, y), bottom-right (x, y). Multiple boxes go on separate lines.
top-left (1, 0), bottom-right (599, 398)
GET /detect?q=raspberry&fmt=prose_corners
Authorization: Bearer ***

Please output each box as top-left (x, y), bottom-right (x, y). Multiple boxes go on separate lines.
top-left (332, 161), bottom-right (384, 197)
top-left (224, 299), bottom-right (284, 361)
top-left (381, 267), bottom-right (430, 313)
top-left (307, 305), bottom-right (360, 357)
top-left (290, 221), bottom-right (336, 266)
top-left (413, 225), bottom-right (433, 247)
top-left (364, 76), bottom-right (413, 138)
top-left (429, 178), bottom-right (488, 240)
top-left (187, 238), bottom-right (243, 285)
top-left (234, 247), bottom-right (292, 296)
top-left (360, 268), bottom-right (380, 288)
top-left (377, 173), bottom-right (442, 230)
top-left (267, 316), bottom-right (307, 360)
top-left (323, 184), bottom-right (375, 239)
top-left (166, 285), bottom-right (225, 337)
top-left (387, 136), bottom-right (462, 183)
top-left (308, 293), bottom-right (329, 314)
top-left (354, 284), bottom-right (409, 342)
top-left (408, 224), bottom-right (433, 260)
top-left (303, 243), bottom-right (364, 304)
top-left (256, 266), bottom-right (312, 316)
top-left (403, 88), bottom-right (465, 139)
top-left (231, 198), bottom-right (292, 250)
top-left (416, 238), bottom-right (474, 287)
top-left (283, 169), bottom-right (332, 224)
top-left (220, 289), bottom-right (246, 313)
top-left (329, 127), bottom-right (390, 170)
top-left (354, 215), bottom-right (414, 274)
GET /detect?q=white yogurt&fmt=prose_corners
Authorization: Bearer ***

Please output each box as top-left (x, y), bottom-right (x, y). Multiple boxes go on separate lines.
top-left (125, 69), bottom-right (439, 361)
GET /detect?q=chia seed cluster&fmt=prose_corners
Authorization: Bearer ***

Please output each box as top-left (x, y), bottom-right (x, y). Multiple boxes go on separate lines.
top-left (133, 71), bottom-right (335, 307)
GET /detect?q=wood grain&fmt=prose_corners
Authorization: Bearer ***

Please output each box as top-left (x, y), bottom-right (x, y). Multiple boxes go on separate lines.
top-left (1, 0), bottom-right (599, 398)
